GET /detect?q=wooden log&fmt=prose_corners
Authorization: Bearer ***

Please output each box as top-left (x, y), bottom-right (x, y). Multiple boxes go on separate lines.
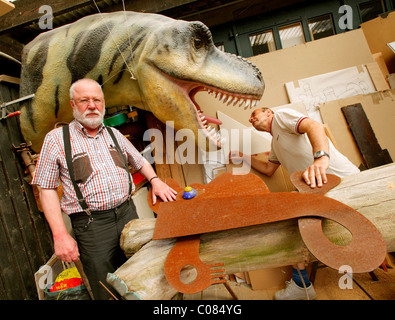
top-left (107, 163), bottom-right (395, 300)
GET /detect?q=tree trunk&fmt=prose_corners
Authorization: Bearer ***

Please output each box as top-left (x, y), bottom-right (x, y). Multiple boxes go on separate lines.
top-left (107, 163), bottom-right (395, 300)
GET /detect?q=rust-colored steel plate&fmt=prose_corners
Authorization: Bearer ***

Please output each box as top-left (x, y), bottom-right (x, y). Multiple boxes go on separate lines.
top-left (290, 170), bottom-right (383, 273)
top-left (153, 172), bottom-right (386, 274)
top-left (164, 235), bottom-right (226, 294)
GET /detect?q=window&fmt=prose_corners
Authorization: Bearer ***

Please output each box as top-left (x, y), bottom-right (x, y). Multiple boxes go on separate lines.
top-left (358, 0), bottom-right (385, 22)
top-left (308, 14), bottom-right (335, 40)
top-left (249, 30), bottom-right (276, 56)
top-left (278, 23), bottom-right (305, 49)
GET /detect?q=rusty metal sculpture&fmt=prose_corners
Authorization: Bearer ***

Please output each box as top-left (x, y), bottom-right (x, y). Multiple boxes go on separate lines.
top-left (149, 172), bottom-right (386, 294)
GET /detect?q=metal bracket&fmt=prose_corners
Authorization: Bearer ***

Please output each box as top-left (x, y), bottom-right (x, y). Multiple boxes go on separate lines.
top-left (0, 93), bottom-right (34, 120)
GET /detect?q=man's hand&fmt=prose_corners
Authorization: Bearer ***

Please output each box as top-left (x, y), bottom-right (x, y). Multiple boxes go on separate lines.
top-left (53, 232), bottom-right (80, 263)
top-left (302, 156), bottom-right (330, 188)
top-left (39, 188), bottom-right (80, 263)
top-left (151, 178), bottom-right (177, 205)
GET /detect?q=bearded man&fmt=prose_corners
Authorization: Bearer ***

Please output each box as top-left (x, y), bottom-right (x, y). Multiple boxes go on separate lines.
top-left (32, 78), bottom-right (177, 299)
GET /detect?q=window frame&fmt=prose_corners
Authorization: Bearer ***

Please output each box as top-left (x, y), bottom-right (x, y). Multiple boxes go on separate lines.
top-left (307, 13), bottom-right (336, 40)
top-left (249, 29), bottom-right (277, 56)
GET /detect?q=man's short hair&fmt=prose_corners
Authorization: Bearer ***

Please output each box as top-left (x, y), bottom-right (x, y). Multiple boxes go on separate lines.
top-left (69, 78), bottom-right (103, 100)
top-left (261, 107), bottom-right (273, 113)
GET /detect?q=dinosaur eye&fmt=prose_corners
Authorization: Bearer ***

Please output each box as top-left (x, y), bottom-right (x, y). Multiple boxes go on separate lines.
top-left (193, 38), bottom-right (203, 49)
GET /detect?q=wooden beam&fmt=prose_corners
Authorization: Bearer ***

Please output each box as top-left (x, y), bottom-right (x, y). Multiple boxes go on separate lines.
top-left (0, 0), bottom-right (93, 33)
top-left (107, 163), bottom-right (395, 300)
top-left (0, 75), bottom-right (20, 85)
top-left (0, 0), bottom-right (196, 34)
top-left (103, 0), bottom-right (196, 14)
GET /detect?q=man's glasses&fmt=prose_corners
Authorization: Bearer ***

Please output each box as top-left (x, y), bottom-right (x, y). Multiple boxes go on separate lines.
top-left (73, 98), bottom-right (104, 106)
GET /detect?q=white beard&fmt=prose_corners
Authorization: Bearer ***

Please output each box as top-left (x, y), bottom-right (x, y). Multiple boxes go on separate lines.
top-left (73, 107), bottom-right (105, 129)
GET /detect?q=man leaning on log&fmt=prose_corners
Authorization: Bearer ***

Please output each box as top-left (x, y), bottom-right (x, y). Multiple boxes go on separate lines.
top-left (230, 107), bottom-right (360, 300)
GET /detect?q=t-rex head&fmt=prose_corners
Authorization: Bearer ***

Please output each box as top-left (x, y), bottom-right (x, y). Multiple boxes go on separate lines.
top-left (135, 19), bottom-right (264, 150)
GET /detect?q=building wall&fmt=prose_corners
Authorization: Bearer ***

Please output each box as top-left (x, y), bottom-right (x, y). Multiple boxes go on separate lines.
top-left (0, 81), bottom-right (53, 299)
top-left (211, 0), bottom-right (395, 57)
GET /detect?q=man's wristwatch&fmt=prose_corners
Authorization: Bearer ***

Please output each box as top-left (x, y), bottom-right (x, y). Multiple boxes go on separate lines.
top-left (314, 150), bottom-right (330, 159)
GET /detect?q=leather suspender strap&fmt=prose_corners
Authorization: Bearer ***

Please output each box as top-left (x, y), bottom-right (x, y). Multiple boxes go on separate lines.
top-left (62, 125), bottom-right (92, 217)
top-left (106, 126), bottom-right (133, 199)
top-left (62, 124), bottom-right (133, 218)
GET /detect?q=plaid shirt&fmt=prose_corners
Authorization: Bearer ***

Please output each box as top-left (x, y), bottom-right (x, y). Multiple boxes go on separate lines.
top-left (31, 120), bottom-right (147, 214)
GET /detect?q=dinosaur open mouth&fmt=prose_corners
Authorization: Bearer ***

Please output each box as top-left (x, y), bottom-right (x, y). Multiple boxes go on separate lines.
top-left (156, 68), bottom-right (262, 149)
top-left (189, 86), bottom-right (261, 148)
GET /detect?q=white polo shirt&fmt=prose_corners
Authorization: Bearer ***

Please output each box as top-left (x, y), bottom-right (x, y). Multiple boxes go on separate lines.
top-left (268, 108), bottom-right (360, 177)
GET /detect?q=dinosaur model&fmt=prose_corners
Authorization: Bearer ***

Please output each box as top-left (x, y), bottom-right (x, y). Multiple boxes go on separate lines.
top-left (19, 11), bottom-right (264, 152)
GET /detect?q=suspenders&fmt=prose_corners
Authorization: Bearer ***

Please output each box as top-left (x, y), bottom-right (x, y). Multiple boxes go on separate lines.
top-left (62, 124), bottom-right (133, 221)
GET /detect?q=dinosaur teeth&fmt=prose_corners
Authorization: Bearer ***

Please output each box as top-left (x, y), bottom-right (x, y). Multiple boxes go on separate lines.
top-left (198, 115), bottom-right (226, 147)
top-left (226, 96), bottom-right (234, 105)
top-left (228, 96), bottom-right (234, 104)
top-left (203, 86), bottom-right (260, 110)
top-left (198, 86), bottom-right (261, 147)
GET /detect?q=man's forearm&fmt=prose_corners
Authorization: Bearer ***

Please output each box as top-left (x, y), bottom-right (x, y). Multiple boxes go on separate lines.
top-left (298, 119), bottom-right (330, 187)
top-left (39, 188), bottom-right (80, 262)
top-left (39, 188), bottom-right (69, 238)
top-left (250, 156), bottom-right (280, 177)
top-left (230, 152), bottom-right (279, 176)
top-left (300, 120), bottom-right (329, 155)
top-left (138, 161), bottom-right (159, 182)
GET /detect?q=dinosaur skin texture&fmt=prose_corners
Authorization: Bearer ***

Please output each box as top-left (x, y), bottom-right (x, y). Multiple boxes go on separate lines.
top-left (19, 11), bottom-right (264, 152)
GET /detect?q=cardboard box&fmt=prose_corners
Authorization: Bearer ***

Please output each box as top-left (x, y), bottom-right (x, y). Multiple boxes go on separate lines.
top-left (366, 61), bottom-right (391, 91)
top-left (248, 266), bottom-right (293, 290)
top-left (388, 73), bottom-right (395, 89)
top-left (361, 11), bottom-right (395, 73)
top-left (320, 89), bottom-right (395, 168)
top-left (285, 65), bottom-right (377, 123)
top-left (132, 187), bottom-right (155, 219)
top-left (284, 62), bottom-right (389, 123)
top-left (372, 52), bottom-right (390, 78)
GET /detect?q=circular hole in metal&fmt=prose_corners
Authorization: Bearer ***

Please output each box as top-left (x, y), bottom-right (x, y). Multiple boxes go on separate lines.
top-left (179, 264), bottom-right (198, 284)
top-left (322, 218), bottom-right (352, 246)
